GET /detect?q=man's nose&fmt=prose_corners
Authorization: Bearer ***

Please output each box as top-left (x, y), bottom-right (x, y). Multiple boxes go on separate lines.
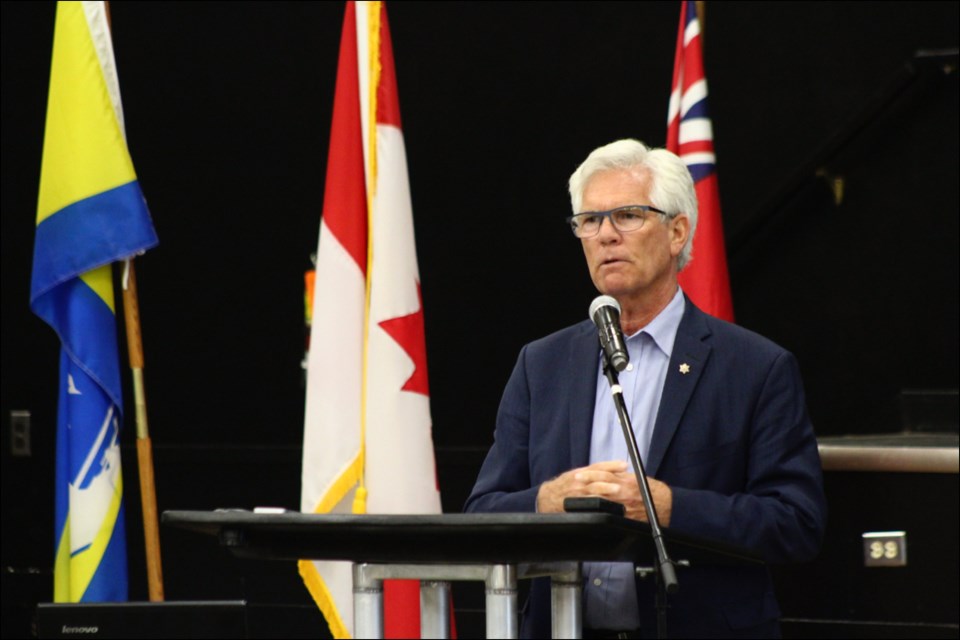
top-left (596, 216), bottom-right (621, 241)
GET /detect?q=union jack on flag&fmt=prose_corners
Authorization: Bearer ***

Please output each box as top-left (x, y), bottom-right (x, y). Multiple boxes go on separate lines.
top-left (667, 0), bottom-right (735, 321)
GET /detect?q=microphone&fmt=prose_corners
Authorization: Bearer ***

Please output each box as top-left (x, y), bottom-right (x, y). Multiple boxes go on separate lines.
top-left (589, 295), bottom-right (629, 372)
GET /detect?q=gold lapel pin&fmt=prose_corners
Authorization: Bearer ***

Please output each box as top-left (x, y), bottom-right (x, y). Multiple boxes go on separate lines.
top-left (679, 363), bottom-right (691, 375)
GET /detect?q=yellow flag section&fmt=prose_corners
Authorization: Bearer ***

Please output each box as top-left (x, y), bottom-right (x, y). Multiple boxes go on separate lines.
top-left (300, 2), bottom-right (442, 638)
top-left (38, 1), bottom-right (135, 226)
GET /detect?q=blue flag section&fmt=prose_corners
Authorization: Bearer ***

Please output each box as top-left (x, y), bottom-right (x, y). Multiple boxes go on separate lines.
top-left (30, 1), bottom-right (158, 603)
top-left (53, 336), bottom-right (129, 601)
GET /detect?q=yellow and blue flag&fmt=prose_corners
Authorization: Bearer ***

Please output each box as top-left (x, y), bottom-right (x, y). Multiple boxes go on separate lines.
top-left (30, 1), bottom-right (158, 602)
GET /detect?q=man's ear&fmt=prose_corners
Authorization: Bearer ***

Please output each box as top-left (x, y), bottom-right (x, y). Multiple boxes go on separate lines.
top-left (670, 214), bottom-right (690, 257)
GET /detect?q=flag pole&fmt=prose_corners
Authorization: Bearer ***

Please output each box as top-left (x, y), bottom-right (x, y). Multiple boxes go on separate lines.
top-left (104, 0), bottom-right (164, 602)
top-left (120, 259), bottom-right (165, 601)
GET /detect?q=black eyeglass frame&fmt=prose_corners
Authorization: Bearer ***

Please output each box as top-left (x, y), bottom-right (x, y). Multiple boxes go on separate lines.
top-left (566, 204), bottom-right (670, 238)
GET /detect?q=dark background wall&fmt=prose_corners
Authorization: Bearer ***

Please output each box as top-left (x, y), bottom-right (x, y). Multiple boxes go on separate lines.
top-left (2, 1), bottom-right (957, 637)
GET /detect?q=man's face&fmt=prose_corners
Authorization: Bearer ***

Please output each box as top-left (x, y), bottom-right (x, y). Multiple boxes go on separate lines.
top-left (580, 169), bottom-right (687, 301)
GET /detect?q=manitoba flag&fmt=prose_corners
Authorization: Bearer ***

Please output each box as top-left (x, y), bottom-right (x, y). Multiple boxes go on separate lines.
top-left (299, 2), bottom-right (444, 638)
top-left (667, 0), bottom-right (734, 321)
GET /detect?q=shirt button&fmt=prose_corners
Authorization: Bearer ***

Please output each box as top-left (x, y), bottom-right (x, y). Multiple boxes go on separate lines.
top-left (625, 363), bottom-right (634, 371)
top-left (593, 578), bottom-right (603, 586)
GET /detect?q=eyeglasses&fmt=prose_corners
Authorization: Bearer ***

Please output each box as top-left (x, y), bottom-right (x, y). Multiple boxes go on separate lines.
top-left (566, 205), bottom-right (668, 238)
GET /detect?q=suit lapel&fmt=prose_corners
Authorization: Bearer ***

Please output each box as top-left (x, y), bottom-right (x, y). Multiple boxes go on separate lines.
top-left (568, 321), bottom-right (599, 469)
top-left (646, 300), bottom-right (712, 477)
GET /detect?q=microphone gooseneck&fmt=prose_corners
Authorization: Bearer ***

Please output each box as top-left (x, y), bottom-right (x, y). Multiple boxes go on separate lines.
top-left (589, 293), bottom-right (679, 600)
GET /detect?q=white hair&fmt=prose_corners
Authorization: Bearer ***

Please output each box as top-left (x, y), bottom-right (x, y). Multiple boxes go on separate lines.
top-left (568, 139), bottom-right (698, 270)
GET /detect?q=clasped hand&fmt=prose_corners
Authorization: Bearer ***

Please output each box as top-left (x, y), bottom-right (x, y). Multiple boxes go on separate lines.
top-left (535, 460), bottom-right (672, 526)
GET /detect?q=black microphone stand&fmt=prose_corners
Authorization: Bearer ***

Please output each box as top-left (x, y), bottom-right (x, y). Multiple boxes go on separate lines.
top-left (600, 358), bottom-right (678, 639)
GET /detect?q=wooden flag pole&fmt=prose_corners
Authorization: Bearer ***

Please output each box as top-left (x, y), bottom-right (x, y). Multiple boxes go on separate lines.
top-left (121, 259), bottom-right (165, 601)
top-left (103, 1), bottom-right (164, 601)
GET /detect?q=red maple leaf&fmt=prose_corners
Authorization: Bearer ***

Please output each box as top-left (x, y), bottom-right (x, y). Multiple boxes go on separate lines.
top-left (378, 282), bottom-right (429, 396)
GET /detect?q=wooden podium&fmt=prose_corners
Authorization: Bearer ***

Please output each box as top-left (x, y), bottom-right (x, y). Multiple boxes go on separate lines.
top-left (163, 510), bottom-right (760, 639)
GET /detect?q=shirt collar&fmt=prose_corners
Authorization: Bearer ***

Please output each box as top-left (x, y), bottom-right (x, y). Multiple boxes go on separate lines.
top-left (624, 287), bottom-right (685, 358)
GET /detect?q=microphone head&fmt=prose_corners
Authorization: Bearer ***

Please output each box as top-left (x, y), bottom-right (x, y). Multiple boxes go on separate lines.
top-left (589, 295), bottom-right (621, 325)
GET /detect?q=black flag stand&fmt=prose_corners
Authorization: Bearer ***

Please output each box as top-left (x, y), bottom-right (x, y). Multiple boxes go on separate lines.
top-left (600, 358), bottom-right (679, 638)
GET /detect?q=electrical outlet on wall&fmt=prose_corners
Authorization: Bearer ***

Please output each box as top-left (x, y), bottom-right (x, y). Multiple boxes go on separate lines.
top-left (10, 410), bottom-right (31, 457)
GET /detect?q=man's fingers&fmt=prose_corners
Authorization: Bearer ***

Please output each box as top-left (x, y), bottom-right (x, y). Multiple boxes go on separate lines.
top-left (575, 463), bottom-right (628, 484)
top-left (587, 460), bottom-right (629, 472)
top-left (574, 470), bottom-right (616, 484)
top-left (583, 481), bottom-right (621, 496)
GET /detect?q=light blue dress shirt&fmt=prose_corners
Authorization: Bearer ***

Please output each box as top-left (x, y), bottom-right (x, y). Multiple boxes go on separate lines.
top-left (583, 288), bottom-right (685, 630)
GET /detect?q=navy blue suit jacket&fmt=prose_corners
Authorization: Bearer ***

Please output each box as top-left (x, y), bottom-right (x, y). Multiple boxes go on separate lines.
top-left (465, 298), bottom-right (826, 638)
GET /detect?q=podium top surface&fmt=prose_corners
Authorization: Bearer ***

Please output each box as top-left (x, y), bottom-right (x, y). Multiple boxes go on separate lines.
top-left (162, 510), bottom-right (762, 566)
top-left (818, 433), bottom-right (959, 473)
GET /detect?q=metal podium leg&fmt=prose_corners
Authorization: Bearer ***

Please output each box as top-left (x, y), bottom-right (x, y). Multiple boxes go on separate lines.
top-left (550, 564), bottom-right (582, 639)
top-left (353, 563), bottom-right (384, 639)
top-left (485, 564), bottom-right (518, 639)
top-left (420, 580), bottom-right (451, 639)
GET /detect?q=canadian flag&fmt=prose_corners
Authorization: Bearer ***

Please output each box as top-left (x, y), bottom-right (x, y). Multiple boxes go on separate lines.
top-left (299, 2), bottom-right (443, 637)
